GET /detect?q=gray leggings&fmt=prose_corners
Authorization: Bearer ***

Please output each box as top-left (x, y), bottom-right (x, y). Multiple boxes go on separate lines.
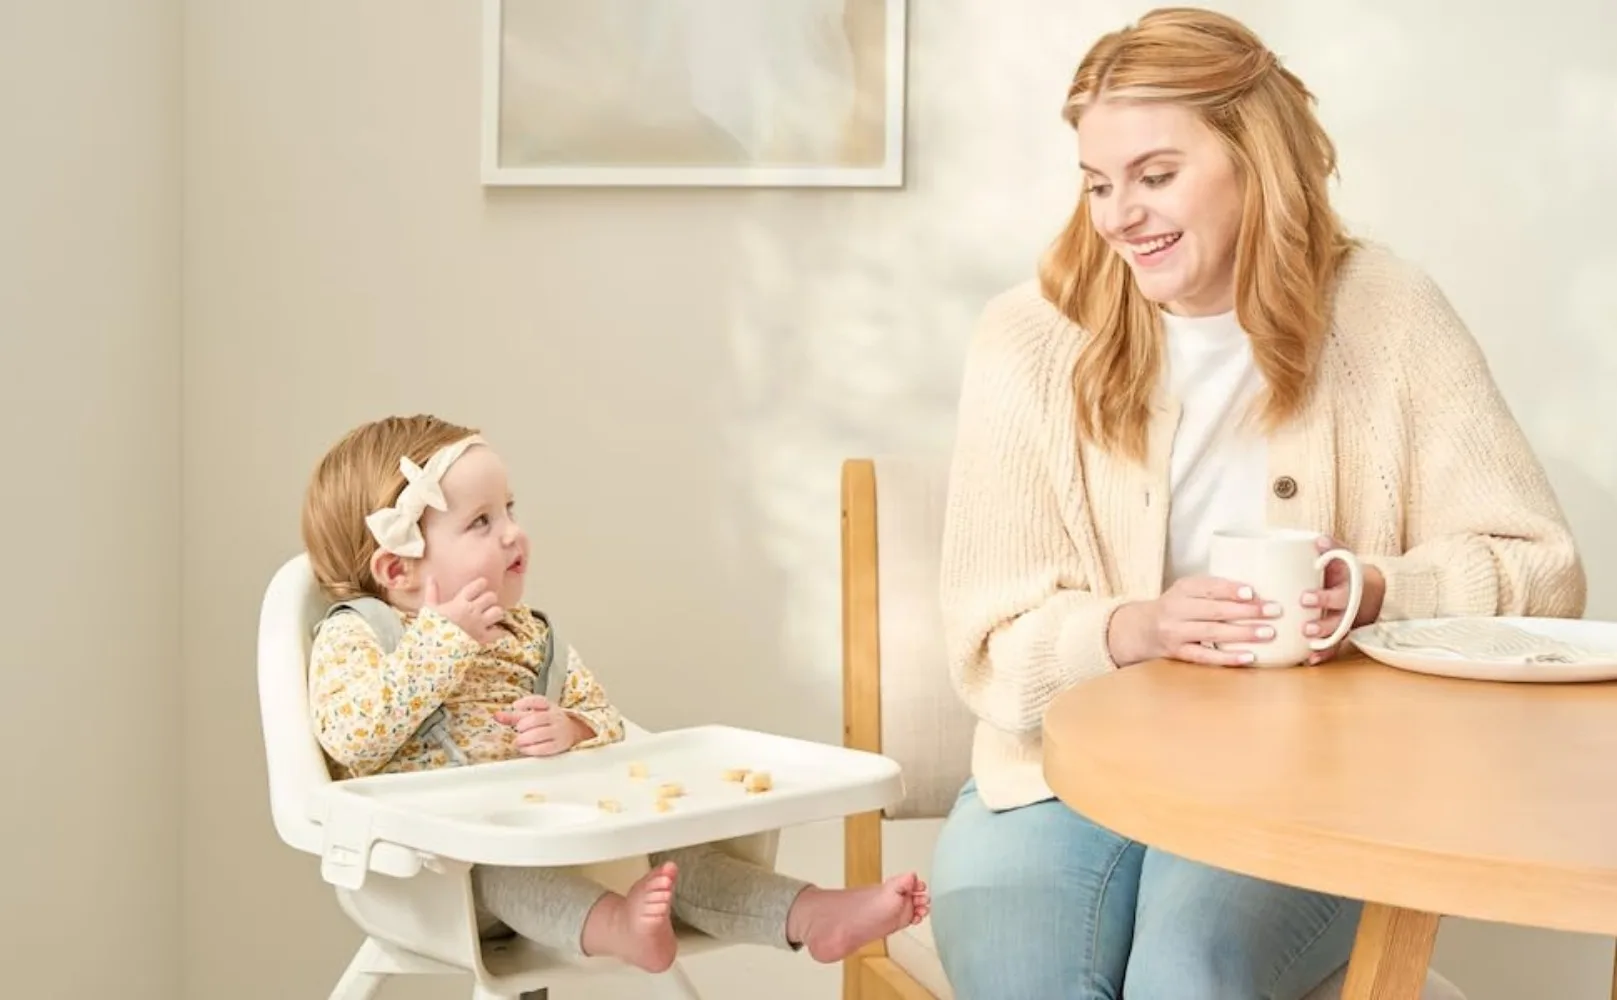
top-left (473, 842), bottom-right (810, 956)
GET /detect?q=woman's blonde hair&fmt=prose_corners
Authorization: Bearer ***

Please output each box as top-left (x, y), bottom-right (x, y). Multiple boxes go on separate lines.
top-left (1042, 7), bottom-right (1356, 461)
top-left (301, 414), bottom-right (479, 601)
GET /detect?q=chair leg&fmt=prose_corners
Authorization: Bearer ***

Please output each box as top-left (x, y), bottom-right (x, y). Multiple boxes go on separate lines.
top-left (329, 942), bottom-right (388, 1000)
top-left (1609, 936), bottom-right (1616, 1000)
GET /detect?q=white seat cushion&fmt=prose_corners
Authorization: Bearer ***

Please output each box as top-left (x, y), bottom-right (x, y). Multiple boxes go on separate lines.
top-left (880, 821), bottom-right (1464, 999)
top-left (883, 819), bottom-right (953, 994)
top-left (888, 918), bottom-right (955, 998)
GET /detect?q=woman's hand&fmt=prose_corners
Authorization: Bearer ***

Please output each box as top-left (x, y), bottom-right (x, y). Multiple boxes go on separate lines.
top-left (494, 695), bottom-right (594, 757)
top-left (1300, 535), bottom-right (1386, 664)
top-left (1108, 576), bottom-right (1282, 667)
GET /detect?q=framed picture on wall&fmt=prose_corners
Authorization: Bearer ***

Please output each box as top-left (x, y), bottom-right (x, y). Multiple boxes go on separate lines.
top-left (479, 0), bottom-right (908, 188)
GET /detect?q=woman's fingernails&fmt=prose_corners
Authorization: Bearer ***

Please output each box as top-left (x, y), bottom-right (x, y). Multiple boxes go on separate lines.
top-left (1256, 626), bottom-right (1275, 639)
top-left (1240, 652), bottom-right (1255, 664)
top-left (1304, 623), bottom-right (1319, 636)
top-left (1301, 593), bottom-right (1319, 607)
top-left (1263, 602), bottom-right (1282, 617)
top-left (1238, 586), bottom-right (1254, 601)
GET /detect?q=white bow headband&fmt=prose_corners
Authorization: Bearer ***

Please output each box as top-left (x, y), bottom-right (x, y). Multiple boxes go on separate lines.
top-left (365, 434), bottom-right (486, 558)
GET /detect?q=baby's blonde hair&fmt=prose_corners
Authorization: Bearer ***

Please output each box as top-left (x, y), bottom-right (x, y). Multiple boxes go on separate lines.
top-left (301, 414), bottom-right (479, 601)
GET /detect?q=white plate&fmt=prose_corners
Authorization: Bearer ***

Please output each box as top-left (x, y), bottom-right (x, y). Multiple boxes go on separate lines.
top-left (1349, 617), bottom-right (1617, 683)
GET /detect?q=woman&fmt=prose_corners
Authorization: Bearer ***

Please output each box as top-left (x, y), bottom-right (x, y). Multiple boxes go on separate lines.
top-left (929, 8), bottom-right (1585, 999)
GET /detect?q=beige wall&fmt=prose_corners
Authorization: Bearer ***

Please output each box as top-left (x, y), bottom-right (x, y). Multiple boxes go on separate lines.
top-left (6, 0), bottom-right (1611, 997)
top-left (0, 1), bottom-right (183, 995)
top-left (182, 3), bottom-right (1617, 999)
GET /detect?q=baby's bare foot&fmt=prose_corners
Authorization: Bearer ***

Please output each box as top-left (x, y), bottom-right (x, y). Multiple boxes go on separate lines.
top-left (786, 872), bottom-right (930, 963)
top-left (580, 862), bottom-right (679, 972)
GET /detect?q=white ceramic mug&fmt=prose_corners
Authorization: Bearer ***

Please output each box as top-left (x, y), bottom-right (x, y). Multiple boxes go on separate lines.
top-left (1207, 527), bottom-right (1363, 668)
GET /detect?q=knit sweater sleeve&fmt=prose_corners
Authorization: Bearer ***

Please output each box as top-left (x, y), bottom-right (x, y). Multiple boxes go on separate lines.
top-left (1359, 270), bottom-right (1586, 620)
top-left (939, 292), bottom-right (1128, 736)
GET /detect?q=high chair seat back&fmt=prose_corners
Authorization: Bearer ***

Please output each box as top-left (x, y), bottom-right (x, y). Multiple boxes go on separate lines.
top-left (257, 553), bottom-right (421, 880)
top-left (257, 552), bottom-right (340, 856)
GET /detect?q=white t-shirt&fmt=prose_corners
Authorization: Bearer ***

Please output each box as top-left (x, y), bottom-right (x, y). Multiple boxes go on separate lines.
top-left (1161, 309), bottom-right (1269, 585)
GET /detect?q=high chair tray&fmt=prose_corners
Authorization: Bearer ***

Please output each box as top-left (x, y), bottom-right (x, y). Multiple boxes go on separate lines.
top-left (308, 725), bottom-right (902, 887)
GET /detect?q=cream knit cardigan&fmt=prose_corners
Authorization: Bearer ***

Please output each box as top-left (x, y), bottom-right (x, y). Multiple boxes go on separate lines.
top-left (940, 241), bottom-right (1587, 811)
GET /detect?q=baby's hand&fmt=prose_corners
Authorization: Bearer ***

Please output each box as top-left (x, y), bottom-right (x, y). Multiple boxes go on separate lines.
top-left (494, 695), bottom-right (589, 757)
top-left (423, 576), bottom-right (504, 645)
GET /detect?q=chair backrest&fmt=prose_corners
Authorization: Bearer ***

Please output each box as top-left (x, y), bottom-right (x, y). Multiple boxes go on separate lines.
top-left (256, 552), bottom-right (338, 856)
top-left (842, 457), bottom-right (975, 820)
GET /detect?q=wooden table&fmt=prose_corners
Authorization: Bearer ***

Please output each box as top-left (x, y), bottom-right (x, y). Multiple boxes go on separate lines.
top-left (1042, 653), bottom-right (1617, 999)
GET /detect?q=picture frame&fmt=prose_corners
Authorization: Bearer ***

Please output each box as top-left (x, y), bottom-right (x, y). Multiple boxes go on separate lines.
top-left (480, 0), bottom-right (908, 188)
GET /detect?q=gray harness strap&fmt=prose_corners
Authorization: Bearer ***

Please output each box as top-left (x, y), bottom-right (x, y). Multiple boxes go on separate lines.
top-left (315, 597), bottom-right (567, 769)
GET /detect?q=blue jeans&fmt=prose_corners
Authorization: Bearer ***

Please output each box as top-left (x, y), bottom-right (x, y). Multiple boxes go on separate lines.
top-left (930, 779), bottom-right (1361, 1000)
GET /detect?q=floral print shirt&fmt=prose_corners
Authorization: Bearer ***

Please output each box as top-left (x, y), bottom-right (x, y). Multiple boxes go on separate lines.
top-left (308, 604), bottom-right (624, 779)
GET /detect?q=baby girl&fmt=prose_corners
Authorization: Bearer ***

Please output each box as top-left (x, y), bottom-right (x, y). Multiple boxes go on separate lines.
top-left (301, 413), bottom-right (928, 972)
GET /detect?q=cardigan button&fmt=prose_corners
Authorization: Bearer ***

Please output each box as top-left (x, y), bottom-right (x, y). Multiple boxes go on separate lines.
top-left (1272, 475), bottom-right (1298, 500)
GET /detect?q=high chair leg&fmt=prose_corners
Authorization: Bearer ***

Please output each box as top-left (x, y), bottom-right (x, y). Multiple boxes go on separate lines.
top-left (329, 941), bottom-right (387, 1000)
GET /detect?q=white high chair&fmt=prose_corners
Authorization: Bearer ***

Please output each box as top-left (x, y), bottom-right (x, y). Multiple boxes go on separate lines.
top-left (256, 553), bottom-right (801, 1000)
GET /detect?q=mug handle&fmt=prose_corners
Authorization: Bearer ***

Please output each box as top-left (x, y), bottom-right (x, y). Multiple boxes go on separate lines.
top-left (1309, 548), bottom-right (1363, 651)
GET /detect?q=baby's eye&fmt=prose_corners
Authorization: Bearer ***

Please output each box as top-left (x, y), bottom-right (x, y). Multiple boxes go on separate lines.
top-left (469, 514), bottom-right (489, 530)
top-left (1141, 172), bottom-right (1176, 187)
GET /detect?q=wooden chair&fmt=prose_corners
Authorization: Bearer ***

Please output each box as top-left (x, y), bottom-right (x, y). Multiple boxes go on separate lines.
top-left (840, 457), bottom-right (969, 999)
top-left (836, 457), bottom-right (1466, 1000)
